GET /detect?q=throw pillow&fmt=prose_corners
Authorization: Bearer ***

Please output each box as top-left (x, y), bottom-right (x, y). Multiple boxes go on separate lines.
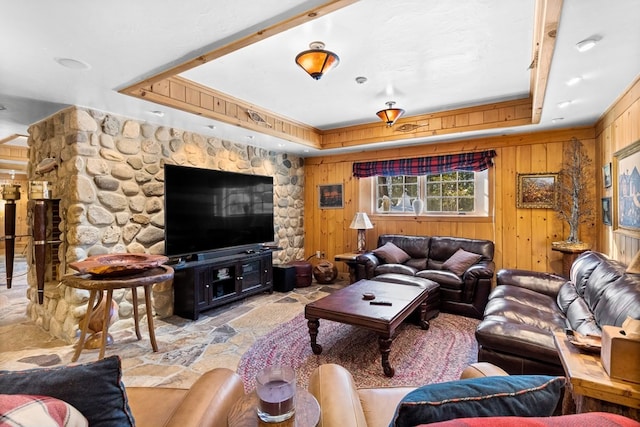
top-left (0, 394), bottom-right (88, 427)
top-left (373, 242), bottom-right (411, 264)
top-left (0, 356), bottom-right (135, 427)
top-left (441, 248), bottom-right (482, 276)
top-left (416, 412), bottom-right (640, 427)
top-left (390, 375), bottom-right (566, 427)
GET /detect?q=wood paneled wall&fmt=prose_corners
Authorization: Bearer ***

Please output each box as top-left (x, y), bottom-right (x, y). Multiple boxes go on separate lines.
top-left (595, 75), bottom-right (640, 264)
top-left (304, 127), bottom-right (596, 278)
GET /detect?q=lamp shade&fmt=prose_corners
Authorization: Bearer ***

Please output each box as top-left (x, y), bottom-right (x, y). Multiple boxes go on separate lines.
top-left (376, 101), bottom-right (405, 127)
top-left (349, 212), bottom-right (373, 230)
top-left (627, 250), bottom-right (640, 274)
top-left (295, 41), bottom-right (339, 80)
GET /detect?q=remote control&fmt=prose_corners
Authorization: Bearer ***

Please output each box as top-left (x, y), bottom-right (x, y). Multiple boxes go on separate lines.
top-left (370, 301), bottom-right (392, 306)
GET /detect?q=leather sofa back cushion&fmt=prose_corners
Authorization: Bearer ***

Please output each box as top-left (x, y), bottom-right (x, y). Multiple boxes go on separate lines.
top-left (379, 235), bottom-right (431, 259)
top-left (373, 242), bottom-right (411, 264)
top-left (390, 375), bottom-right (565, 427)
top-left (428, 237), bottom-right (494, 264)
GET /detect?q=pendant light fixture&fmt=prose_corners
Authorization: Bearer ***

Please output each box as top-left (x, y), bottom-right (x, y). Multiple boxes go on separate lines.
top-left (295, 41), bottom-right (340, 80)
top-left (376, 101), bottom-right (405, 126)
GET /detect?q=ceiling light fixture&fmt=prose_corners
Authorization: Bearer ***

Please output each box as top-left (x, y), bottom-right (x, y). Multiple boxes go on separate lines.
top-left (149, 110), bottom-right (164, 117)
top-left (54, 57), bottom-right (91, 70)
top-left (295, 41), bottom-right (339, 80)
top-left (575, 38), bottom-right (598, 53)
top-left (376, 101), bottom-right (405, 127)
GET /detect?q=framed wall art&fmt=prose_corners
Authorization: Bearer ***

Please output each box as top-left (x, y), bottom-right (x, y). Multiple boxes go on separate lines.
top-left (603, 162), bottom-right (612, 188)
top-left (318, 184), bottom-right (343, 209)
top-left (516, 173), bottom-right (558, 209)
top-left (613, 140), bottom-right (640, 237)
top-left (602, 197), bottom-right (612, 226)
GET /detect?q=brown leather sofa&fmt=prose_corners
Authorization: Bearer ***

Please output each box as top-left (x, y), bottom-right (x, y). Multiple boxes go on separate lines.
top-left (126, 367), bottom-right (245, 427)
top-left (476, 251), bottom-right (640, 375)
top-left (355, 235), bottom-right (495, 318)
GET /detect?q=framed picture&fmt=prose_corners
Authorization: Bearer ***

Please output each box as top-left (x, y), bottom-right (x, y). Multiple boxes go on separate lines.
top-left (613, 140), bottom-right (640, 237)
top-left (516, 173), bottom-right (558, 209)
top-left (603, 162), bottom-right (612, 188)
top-left (602, 197), bottom-right (612, 226)
top-left (318, 184), bottom-right (343, 209)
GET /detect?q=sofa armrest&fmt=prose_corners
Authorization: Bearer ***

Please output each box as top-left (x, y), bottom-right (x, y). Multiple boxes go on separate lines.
top-left (460, 260), bottom-right (495, 305)
top-left (128, 367), bottom-right (245, 427)
top-left (496, 269), bottom-right (566, 297)
top-left (355, 252), bottom-right (381, 280)
top-left (308, 363), bottom-right (368, 427)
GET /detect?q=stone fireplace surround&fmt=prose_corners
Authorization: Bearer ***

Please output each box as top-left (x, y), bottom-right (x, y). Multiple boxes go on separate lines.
top-left (25, 106), bottom-right (304, 342)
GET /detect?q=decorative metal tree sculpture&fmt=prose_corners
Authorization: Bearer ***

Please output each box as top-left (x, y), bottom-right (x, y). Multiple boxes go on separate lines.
top-left (555, 137), bottom-right (595, 245)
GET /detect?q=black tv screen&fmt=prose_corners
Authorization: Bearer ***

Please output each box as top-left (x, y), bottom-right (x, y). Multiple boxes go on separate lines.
top-left (164, 164), bottom-right (274, 258)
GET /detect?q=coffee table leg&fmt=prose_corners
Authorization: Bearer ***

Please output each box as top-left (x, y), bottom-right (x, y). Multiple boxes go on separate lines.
top-left (307, 318), bottom-right (322, 354)
top-left (378, 336), bottom-right (395, 377)
top-left (418, 301), bottom-right (430, 330)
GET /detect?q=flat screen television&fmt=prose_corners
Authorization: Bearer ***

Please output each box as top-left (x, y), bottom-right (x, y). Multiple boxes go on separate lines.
top-left (164, 164), bottom-right (275, 258)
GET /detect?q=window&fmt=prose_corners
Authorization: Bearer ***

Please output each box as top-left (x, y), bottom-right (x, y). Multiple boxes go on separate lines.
top-left (373, 170), bottom-right (488, 215)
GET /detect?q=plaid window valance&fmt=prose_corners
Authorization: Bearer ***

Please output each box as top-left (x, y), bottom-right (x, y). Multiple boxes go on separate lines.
top-left (352, 150), bottom-right (497, 177)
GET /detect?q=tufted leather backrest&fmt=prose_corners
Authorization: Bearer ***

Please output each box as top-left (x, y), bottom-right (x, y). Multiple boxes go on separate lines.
top-left (427, 237), bottom-right (494, 270)
top-left (378, 234), bottom-right (431, 259)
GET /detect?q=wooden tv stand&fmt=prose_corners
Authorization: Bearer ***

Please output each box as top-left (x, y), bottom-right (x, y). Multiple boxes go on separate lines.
top-left (173, 249), bottom-right (273, 320)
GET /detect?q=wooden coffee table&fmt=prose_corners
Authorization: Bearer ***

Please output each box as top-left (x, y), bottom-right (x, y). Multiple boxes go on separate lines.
top-left (304, 278), bottom-right (437, 377)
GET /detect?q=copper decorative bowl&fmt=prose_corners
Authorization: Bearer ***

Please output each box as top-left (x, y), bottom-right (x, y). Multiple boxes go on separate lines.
top-left (69, 254), bottom-right (169, 277)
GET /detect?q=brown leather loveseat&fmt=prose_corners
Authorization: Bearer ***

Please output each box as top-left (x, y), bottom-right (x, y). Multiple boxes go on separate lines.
top-left (354, 234), bottom-right (495, 318)
top-left (475, 251), bottom-right (640, 375)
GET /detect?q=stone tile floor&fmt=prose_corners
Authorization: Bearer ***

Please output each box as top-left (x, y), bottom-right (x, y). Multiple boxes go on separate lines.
top-left (0, 257), bottom-right (345, 389)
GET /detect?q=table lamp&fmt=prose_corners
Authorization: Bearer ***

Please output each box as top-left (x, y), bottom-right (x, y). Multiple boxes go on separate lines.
top-left (627, 250), bottom-right (640, 274)
top-left (349, 212), bottom-right (374, 252)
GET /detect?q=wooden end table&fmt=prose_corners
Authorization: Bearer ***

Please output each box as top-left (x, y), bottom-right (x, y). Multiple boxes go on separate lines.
top-left (62, 265), bottom-right (174, 362)
top-left (227, 388), bottom-right (320, 427)
top-left (334, 252), bottom-right (362, 283)
top-left (553, 332), bottom-right (640, 420)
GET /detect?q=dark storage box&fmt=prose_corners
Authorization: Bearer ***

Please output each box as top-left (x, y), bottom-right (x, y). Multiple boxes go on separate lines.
top-left (273, 265), bottom-right (296, 292)
top-left (288, 260), bottom-right (313, 287)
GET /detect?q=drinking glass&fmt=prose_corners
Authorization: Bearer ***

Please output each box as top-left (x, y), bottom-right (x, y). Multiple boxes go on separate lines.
top-left (255, 365), bottom-right (296, 423)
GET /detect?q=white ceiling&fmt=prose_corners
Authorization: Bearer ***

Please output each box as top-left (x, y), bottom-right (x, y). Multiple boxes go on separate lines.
top-left (1, 0), bottom-right (639, 162)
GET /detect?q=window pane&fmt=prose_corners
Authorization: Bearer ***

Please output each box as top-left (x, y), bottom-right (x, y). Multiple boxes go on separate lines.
top-left (459, 181), bottom-right (474, 196)
top-left (443, 182), bottom-right (457, 197)
top-left (426, 182), bottom-right (441, 197)
top-left (426, 198), bottom-right (441, 211)
top-left (442, 198), bottom-right (457, 211)
top-left (459, 198), bottom-right (474, 212)
top-left (459, 171), bottom-right (474, 180)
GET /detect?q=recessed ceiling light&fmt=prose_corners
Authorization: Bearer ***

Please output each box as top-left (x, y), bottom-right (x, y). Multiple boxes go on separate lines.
top-left (355, 76), bottom-right (368, 84)
top-left (206, 125), bottom-right (216, 130)
top-left (557, 101), bottom-right (572, 109)
top-left (277, 143), bottom-right (285, 148)
top-left (552, 117), bottom-right (564, 123)
top-left (149, 110), bottom-right (164, 117)
top-left (0, 105), bottom-right (6, 111)
top-left (54, 57), bottom-right (91, 70)
top-left (246, 135), bottom-right (254, 140)
top-left (575, 38), bottom-right (598, 53)
top-left (566, 76), bottom-right (583, 86)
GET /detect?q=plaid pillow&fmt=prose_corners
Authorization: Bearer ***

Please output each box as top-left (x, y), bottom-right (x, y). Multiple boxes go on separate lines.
top-left (0, 394), bottom-right (88, 427)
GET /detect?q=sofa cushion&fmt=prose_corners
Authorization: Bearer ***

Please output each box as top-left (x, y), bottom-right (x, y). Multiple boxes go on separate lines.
top-left (442, 249), bottom-right (482, 276)
top-left (376, 263), bottom-right (418, 276)
top-left (390, 375), bottom-right (565, 427)
top-left (374, 242), bottom-right (411, 264)
top-left (405, 257), bottom-right (428, 271)
top-left (0, 394), bottom-right (88, 427)
top-left (418, 412), bottom-right (640, 427)
top-left (0, 356), bottom-right (134, 427)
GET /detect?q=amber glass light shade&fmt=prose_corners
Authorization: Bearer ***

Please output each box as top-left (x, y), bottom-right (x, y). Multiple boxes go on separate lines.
top-left (376, 101), bottom-right (405, 126)
top-left (295, 42), bottom-right (340, 80)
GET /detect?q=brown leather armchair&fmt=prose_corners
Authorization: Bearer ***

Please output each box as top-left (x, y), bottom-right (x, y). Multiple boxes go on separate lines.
top-left (355, 235), bottom-right (495, 318)
top-left (126, 367), bottom-right (245, 427)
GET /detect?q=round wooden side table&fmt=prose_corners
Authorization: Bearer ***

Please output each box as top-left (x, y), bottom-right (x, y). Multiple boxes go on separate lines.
top-left (227, 388), bottom-right (320, 427)
top-left (62, 265), bottom-right (174, 362)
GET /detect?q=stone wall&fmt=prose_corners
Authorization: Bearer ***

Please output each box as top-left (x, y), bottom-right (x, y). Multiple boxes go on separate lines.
top-left (26, 106), bottom-right (305, 342)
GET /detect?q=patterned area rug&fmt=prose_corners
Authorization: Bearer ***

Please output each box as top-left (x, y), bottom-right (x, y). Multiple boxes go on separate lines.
top-left (237, 312), bottom-right (479, 392)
